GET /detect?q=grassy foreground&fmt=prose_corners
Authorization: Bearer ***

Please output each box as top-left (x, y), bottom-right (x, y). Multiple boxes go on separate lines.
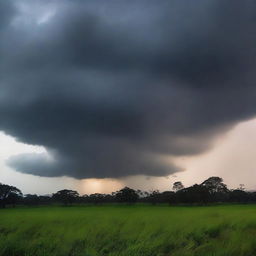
top-left (1, 205), bottom-right (256, 256)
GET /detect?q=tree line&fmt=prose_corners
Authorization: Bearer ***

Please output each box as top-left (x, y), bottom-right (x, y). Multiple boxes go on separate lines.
top-left (1, 177), bottom-right (255, 208)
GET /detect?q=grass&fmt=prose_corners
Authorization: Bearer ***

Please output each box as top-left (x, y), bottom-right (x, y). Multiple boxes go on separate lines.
top-left (1, 204), bottom-right (256, 256)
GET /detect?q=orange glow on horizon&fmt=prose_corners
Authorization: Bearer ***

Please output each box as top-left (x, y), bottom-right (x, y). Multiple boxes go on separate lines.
top-left (79, 178), bottom-right (124, 195)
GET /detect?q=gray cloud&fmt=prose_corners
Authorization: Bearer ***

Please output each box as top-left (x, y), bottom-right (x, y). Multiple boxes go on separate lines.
top-left (0, 0), bottom-right (256, 178)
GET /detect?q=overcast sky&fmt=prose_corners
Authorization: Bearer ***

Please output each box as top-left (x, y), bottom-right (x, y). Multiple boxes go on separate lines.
top-left (0, 0), bottom-right (256, 194)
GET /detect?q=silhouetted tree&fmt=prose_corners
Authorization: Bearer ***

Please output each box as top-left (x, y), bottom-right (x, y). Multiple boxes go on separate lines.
top-left (103, 194), bottom-right (116, 203)
top-left (136, 190), bottom-right (149, 203)
top-left (146, 190), bottom-right (175, 204)
top-left (147, 190), bottom-right (160, 205)
top-left (2, 177), bottom-right (254, 207)
top-left (38, 195), bottom-right (52, 205)
top-left (80, 193), bottom-right (116, 204)
top-left (229, 189), bottom-right (249, 203)
top-left (238, 184), bottom-right (245, 191)
top-left (52, 189), bottom-right (79, 206)
top-left (249, 192), bottom-right (256, 202)
top-left (79, 194), bottom-right (89, 204)
top-left (6, 192), bottom-right (21, 207)
top-left (0, 183), bottom-right (22, 208)
top-left (159, 191), bottom-right (175, 204)
top-left (115, 187), bottom-right (138, 204)
top-left (176, 184), bottom-right (210, 204)
top-left (201, 177), bottom-right (228, 194)
top-left (172, 181), bottom-right (184, 192)
top-left (201, 177), bottom-right (229, 202)
top-left (23, 194), bottom-right (40, 206)
top-left (88, 193), bottom-right (106, 204)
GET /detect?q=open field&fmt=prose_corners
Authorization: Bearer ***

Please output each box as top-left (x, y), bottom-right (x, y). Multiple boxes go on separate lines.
top-left (1, 205), bottom-right (256, 256)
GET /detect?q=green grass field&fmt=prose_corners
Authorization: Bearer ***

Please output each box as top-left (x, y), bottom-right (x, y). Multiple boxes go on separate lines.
top-left (1, 205), bottom-right (256, 256)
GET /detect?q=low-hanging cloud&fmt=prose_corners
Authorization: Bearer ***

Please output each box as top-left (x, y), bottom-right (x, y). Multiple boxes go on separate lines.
top-left (1, 0), bottom-right (256, 178)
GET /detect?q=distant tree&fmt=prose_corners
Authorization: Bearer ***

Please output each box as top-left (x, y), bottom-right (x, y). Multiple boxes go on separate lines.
top-left (52, 189), bottom-right (79, 206)
top-left (80, 194), bottom-right (89, 204)
top-left (0, 183), bottom-right (22, 208)
top-left (136, 190), bottom-right (143, 198)
top-left (79, 193), bottom-right (115, 204)
top-left (23, 194), bottom-right (40, 206)
top-left (238, 184), bottom-right (245, 191)
top-left (201, 177), bottom-right (229, 202)
top-left (115, 187), bottom-right (139, 204)
top-left (229, 189), bottom-right (249, 203)
top-left (6, 192), bottom-right (21, 207)
top-left (172, 181), bottom-right (184, 192)
top-left (38, 195), bottom-right (52, 205)
top-left (146, 190), bottom-right (176, 204)
top-left (103, 193), bottom-right (116, 203)
top-left (159, 191), bottom-right (175, 204)
top-left (201, 177), bottom-right (228, 194)
top-left (176, 184), bottom-right (210, 204)
top-left (136, 190), bottom-right (149, 202)
top-left (148, 190), bottom-right (160, 205)
top-left (88, 193), bottom-right (106, 204)
top-left (249, 192), bottom-right (256, 202)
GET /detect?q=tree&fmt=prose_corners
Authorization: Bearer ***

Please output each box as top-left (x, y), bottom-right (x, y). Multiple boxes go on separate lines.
top-left (176, 184), bottom-right (210, 204)
top-left (52, 189), bottom-right (79, 206)
top-left (6, 192), bottom-right (21, 207)
top-left (0, 183), bottom-right (22, 208)
top-left (148, 190), bottom-right (160, 205)
top-left (201, 177), bottom-right (229, 202)
top-left (115, 187), bottom-right (139, 204)
top-left (229, 189), bottom-right (249, 203)
top-left (201, 177), bottom-right (228, 194)
top-left (23, 194), bottom-right (40, 206)
top-left (88, 193), bottom-right (106, 204)
top-left (172, 181), bottom-right (184, 192)
top-left (238, 184), bottom-right (245, 191)
top-left (38, 195), bottom-right (52, 205)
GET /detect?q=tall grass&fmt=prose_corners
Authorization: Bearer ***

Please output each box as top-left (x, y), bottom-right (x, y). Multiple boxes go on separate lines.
top-left (1, 205), bottom-right (256, 256)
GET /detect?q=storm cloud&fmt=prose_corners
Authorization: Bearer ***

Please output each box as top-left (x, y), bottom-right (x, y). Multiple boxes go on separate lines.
top-left (1, 0), bottom-right (256, 178)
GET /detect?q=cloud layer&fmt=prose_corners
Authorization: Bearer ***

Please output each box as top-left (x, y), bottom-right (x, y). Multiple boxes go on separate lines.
top-left (1, 0), bottom-right (256, 178)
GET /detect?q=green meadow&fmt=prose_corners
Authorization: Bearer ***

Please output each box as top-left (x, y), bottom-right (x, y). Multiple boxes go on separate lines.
top-left (1, 205), bottom-right (256, 256)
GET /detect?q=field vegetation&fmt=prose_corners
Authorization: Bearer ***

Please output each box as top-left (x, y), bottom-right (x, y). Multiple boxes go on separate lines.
top-left (1, 205), bottom-right (256, 256)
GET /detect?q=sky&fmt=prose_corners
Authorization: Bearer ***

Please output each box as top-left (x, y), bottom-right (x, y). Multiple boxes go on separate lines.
top-left (0, 0), bottom-right (256, 195)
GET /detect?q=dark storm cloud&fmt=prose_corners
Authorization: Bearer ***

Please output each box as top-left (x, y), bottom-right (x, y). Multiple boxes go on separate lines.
top-left (0, 1), bottom-right (15, 30)
top-left (1, 0), bottom-right (256, 178)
